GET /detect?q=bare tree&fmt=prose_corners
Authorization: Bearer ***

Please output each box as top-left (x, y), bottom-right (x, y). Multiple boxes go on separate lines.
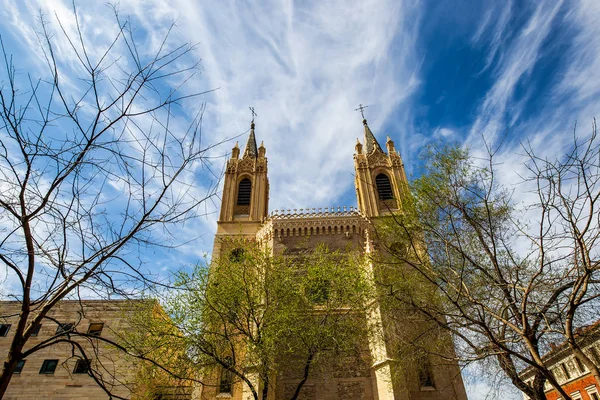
top-left (0, 5), bottom-right (220, 397)
top-left (376, 124), bottom-right (600, 400)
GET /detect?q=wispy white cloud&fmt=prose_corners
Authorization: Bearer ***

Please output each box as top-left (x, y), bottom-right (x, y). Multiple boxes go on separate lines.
top-left (468, 1), bottom-right (564, 147)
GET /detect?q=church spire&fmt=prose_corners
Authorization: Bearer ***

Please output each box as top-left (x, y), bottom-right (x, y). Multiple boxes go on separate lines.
top-left (243, 107), bottom-right (258, 159)
top-left (355, 104), bottom-right (383, 154)
top-left (362, 118), bottom-right (383, 154)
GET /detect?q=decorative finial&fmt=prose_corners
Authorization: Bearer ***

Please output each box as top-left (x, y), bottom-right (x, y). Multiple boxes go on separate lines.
top-left (249, 106), bottom-right (257, 124)
top-left (355, 103), bottom-right (369, 121)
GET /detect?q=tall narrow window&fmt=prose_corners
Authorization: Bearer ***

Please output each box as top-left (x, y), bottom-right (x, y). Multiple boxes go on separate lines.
top-left (575, 357), bottom-right (586, 373)
top-left (375, 174), bottom-right (394, 200)
top-left (237, 178), bottom-right (252, 206)
top-left (561, 362), bottom-right (571, 380)
top-left (219, 357), bottom-right (234, 394)
top-left (418, 356), bottom-right (435, 389)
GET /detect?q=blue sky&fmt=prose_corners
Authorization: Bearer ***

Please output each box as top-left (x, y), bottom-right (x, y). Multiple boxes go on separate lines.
top-left (2, 1), bottom-right (600, 398)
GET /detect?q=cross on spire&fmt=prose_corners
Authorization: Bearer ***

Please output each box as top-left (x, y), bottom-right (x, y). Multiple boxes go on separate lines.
top-left (355, 104), bottom-right (369, 120)
top-left (249, 106), bottom-right (257, 123)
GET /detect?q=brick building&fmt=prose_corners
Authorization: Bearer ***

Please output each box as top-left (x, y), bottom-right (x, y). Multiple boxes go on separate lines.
top-left (0, 300), bottom-right (154, 399)
top-left (520, 323), bottom-right (600, 400)
top-left (199, 117), bottom-right (468, 400)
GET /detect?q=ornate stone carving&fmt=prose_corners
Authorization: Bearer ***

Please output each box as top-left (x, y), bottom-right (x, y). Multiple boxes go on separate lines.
top-left (367, 151), bottom-right (390, 168)
top-left (389, 153), bottom-right (403, 167)
top-left (238, 157), bottom-right (255, 173)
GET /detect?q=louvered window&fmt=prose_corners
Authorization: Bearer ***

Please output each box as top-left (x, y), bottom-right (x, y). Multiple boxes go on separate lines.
top-left (375, 174), bottom-right (394, 200)
top-left (237, 178), bottom-right (252, 206)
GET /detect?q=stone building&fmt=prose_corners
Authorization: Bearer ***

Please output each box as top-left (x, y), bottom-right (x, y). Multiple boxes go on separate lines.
top-left (520, 323), bottom-right (600, 400)
top-left (204, 117), bottom-right (468, 400)
top-left (0, 299), bottom-right (187, 399)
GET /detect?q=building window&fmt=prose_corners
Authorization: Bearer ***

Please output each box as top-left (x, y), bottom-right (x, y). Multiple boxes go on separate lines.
top-left (219, 357), bottom-right (234, 394)
top-left (418, 356), bottom-right (436, 389)
top-left (30, 324), bottom-right (41, 337)
top-left (575, 357), bottom-right (586, 373)
top-left (0, 324), bottom-right (11, 337)
top-left (229, 248), bottom-right (245, 263)
top-left (586, 385), bottom-right (600, 400)
top-left (14, 360), bottom-right (25, 374)
top-left (375, 173), bottom-right (394, 200)
top-left (561, 362), bottom-right (571, 380)
top-left (589, 346), bottom-right (600, 365)
top-left (87, 323), bottom-right (104, 336)
top-left (56, 323), bottom-right (74, 334)
top-left (570, 391), bottom-right (583, 400)
top-left (73, 360), bottom-right (90, 374)
top-left (306, 278), bottom-right (330, 304)
top-left (40, 359), bottom-right (58, 374)
top-left (236, 178), bottom-right (252, 206)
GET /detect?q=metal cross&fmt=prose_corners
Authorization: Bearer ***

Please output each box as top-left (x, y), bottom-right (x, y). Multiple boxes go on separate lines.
top-left (355, 104), bottom-right (369, 119)
top-left (249, 106), bottom-right (257, 123)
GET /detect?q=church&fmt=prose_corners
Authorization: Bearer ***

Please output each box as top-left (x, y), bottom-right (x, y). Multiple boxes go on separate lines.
top-left (204, 114), bottom-right (468, 400)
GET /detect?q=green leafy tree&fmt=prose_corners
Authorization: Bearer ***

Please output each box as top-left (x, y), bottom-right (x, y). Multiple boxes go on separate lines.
top-left (377, 126), bottom-right (600, 400)
top-left (145, 238), bottom-right (372, 400)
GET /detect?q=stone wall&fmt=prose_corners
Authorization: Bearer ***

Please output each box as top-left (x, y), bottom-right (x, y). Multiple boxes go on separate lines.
top-left (0, 300), bottom-right (147, 399)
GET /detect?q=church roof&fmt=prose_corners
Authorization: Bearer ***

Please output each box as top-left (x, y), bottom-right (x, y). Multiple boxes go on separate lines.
top-left (363, 119), bottom-right (383, 154)
top-left (243, 122), bottom-right (258, 158)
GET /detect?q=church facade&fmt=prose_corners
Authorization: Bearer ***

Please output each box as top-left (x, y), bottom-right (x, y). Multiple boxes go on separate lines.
top-left (206, 118), bottom-right (468, 400)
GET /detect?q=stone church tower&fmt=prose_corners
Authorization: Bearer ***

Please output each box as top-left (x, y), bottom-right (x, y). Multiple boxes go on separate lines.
top-left (206, 117), bottom-right (468, 400)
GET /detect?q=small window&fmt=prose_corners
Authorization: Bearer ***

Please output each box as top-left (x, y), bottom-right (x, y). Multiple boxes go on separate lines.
top-left (30, 323), bottom-right (41, 337)
top-left (307, 279), bottom-right (330, 304)
top-left (219, 357), bottom-right (234, 394)
top-left (591, 393), bottom-right (599, 400)
top-left (375, 173), bottom-right (394, 200)
top-left (87, 323), bottom-right (104, 337)
top-left (229, 248), bottom-right (245, 263)
top-left (236, 178), bottom-right (252, 206)
top-left (0, 324), bottom-right (11, 337)
top-left (14, 360), bottom-right (25, 374)
top-left (40, 359), bottom-right (58, 374)
top-left (56, 323), bottom-right (74, 334)
top-left (73, 360), bottom-right (90, 374)
top-left (418, 357), bottom-right (435, 389)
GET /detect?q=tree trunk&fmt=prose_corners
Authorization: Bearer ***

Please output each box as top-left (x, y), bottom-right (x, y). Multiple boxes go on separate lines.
top-left (0, 346), bottom-right (23, 397)
top-left (261, 374), bottom-right (269, 400)
top-left (290, 351), bottom-right (315, 400)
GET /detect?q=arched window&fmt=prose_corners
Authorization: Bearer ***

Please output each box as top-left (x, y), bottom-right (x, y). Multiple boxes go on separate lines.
top-left (237, 178), bottom-right (252, 206)
top-left (375, 173), bottom-right (394, 200)
top-left (219, 356), bottom-right (234, 394)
